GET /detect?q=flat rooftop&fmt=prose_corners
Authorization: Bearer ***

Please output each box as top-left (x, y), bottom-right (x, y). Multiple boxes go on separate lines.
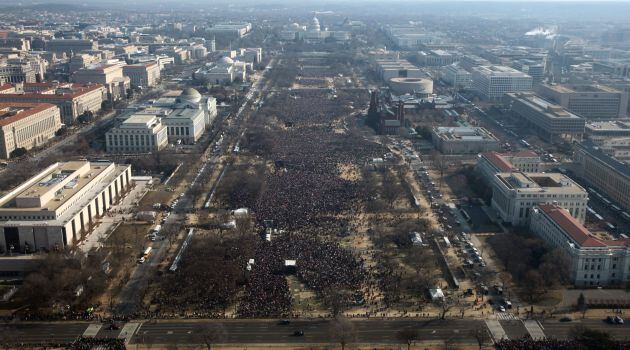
top-left (434, 126), bottom-right (498, 141)
top-left (496, 171), bottom-right (586, 194)
top-left (508, 93), bottom-right (582, 120)
top-left (545, 83), bottom-right (621, 94)
top-left (473, 65), bottom-right (531, 77)
top-left (585, 121), bottom-right (630, 132)
top-left (0, 162), bottom-right (110, 212)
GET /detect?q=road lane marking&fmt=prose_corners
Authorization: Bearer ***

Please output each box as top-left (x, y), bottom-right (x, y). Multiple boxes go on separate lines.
top-left (118, 322), bottom-right (142, 344)
top-left (82, 324), bottom-right (102, 337)
top-left (523, 320), bottom-right (546, 340)
top-left (485, 319), bottom-right (508, 342)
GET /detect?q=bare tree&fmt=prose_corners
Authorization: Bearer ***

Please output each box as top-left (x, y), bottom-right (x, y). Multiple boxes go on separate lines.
top-left (329, 317), bottom-right (357, 350)
top-left (437, 298), bottom-right (455, 320)
top-left (396, 327), bottom-right (419, 350)
top-left (322, 288), bottom-right (352, 317)
top-left (194, 323), bottom-right (227, 350)
top-left (577, 293), bottom-right (588, 319)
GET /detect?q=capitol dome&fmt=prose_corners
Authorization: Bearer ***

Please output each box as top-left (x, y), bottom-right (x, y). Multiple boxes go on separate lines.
top-left (179, 87), bottom-right (202, 103)
top-left (309, 17), bottom-right (321, 32)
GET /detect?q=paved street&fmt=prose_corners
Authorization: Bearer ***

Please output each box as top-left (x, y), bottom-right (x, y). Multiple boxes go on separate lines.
top-left (3, 318), bottom-right (629, 345)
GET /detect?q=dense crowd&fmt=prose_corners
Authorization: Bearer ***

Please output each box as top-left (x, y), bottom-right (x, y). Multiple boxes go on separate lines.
top-left (153, 236), bottom-right (253, 317)
top-left (496, 338), bottom-right (630, 350)
top-left (251, 88), bottom-right (385, 231)
top-left (238, 233), bottom-right (366, 317)
top-left (154, 58), bottom-right (386, 318)
top-left (70, 337), bottom-right (126, 350)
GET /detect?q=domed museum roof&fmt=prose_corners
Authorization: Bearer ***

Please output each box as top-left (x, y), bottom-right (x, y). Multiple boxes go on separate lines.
top-left (218, 56), bottom-right (234, 65)
top-left (179, 87), bottom-right (202, 103)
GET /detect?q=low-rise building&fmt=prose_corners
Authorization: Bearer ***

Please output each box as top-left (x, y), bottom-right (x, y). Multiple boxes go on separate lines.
top-left (471, 65), bottom-right (533, 100)
top-left (536, 83), bottom-right (629, 119)
top-left (206, 22), bottom-right (252, 38)
top-left (46, 39), bottom-right (97, 56)
top-left (441, 64), bottom-right (471, 90)
top-left (512, 59), bottom-right (545, 82)
top-left (417, 49), bottom-right (458, 66)
top-left (123, 62), bottom-right (161, 88)
top-left (374, 59), bottom-right (423, 81)
top-left (162, 108), bottom-right (205, 144)
top-left (585, 121), bottom-right (630, 142)
top-left (72, 61), bottom-right (130, 102)
top-left (193, 57), bottom-right (247, 84)
top-left (574, 141), bottom-right (630, 212)
top-left (505, 92), bottom-right (585, 142)
top-left (596, 137), bottom-right (630, 162)
top-left (0, 161), bottom-right (132, 253)
top-left (530, 204), bottom-right (630, 287)
top-left (460, 54), bottom-right (491, 71)
top-left (0, 83), bottom-right (105, 125)
top-left (0, 62), bottom-right (36, 84)
top-left (476, 151), bottom-right (542, 183)
top-left (0, 103), bottom-right (62, 158)
top-left (106, 114), bottom-right (168, 154)
top-left (490, 171), bottom-right (588, 226)
top-left (152, 88), bottom-right (217, 127)
top-left (431, 126), bottom-right (500, 154)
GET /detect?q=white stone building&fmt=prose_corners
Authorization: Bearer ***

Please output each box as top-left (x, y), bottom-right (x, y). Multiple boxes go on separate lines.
top-left (471, 65), bottom-right (533, 100)
top-left (530, 204), bottom-right (630, 287)
top-left (0, 161), bottom-right (132, 252)
top-left (490, 171), bottom-right (588, 226)
top-left (105, 114), bottom-right (168, 154)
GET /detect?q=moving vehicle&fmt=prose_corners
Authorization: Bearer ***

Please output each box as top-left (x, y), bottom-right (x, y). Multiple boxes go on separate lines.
top-left (293, 330), bottom-right (304, 336)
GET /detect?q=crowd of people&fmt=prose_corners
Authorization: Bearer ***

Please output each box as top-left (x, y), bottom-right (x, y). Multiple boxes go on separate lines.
top-left (70, 337), bottom-right (126, 350)
top-left (238, 233), bottom-right (367, 317)
top-left (251, 88), bottom-right (385, 232)
top-left (153, 235), bottom-right (253, 317)
top-left (151, 57), bottom-right (393, 318)
top-left (496, 338), bottom-right (630, 350)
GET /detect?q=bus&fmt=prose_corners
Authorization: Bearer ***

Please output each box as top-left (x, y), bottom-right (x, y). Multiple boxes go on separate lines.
top-left (605, 222), bottom-right (616, 232)
top-left (621, 212), bottom-right (630, 222)
top-left (143, 247), bottom-right (152, 258)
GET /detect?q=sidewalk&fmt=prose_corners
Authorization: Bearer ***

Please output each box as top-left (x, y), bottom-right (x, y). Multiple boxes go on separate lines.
top-left (78, 179), bottom-right (151, 254)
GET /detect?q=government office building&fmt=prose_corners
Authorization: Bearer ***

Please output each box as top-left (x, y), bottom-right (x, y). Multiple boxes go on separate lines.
top-left (0, 161), bottom-right (132, 253)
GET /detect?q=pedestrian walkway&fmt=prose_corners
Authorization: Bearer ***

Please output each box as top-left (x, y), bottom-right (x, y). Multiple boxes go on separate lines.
top-left (485, 319), bottom-right (508, 342)
top-left (79, 179), bottom-right (150, 254)
top-left (497, 312), bottom-right (520, 320)
top-left (83, 323), bottom-right (102, 337)
top-left (118, 322), bottom-right (141, 344)
top-left (523, 319), bottom-right (546, 340)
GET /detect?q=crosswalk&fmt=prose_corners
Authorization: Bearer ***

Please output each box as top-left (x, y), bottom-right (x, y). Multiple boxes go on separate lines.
top-left (523, 319), bottom-right (546, 340)
top-left (118, 322), bottom-right (141, 344)
top-left (496, 312), bottom-right (519, 321)
top-left (82, 324), bottom-right (102, 337)
top-left (485, 319), bottom-right (508, 341)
